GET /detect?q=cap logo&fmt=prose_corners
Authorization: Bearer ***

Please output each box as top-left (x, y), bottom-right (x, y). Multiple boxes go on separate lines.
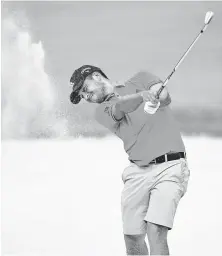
top-left (70, 81), bottom-right (74, 87)
top-left (81, 67), bottom-right (91, 74)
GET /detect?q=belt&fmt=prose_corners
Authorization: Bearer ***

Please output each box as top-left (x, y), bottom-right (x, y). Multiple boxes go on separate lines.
top-left (130, 152), bottom-right (186, 165)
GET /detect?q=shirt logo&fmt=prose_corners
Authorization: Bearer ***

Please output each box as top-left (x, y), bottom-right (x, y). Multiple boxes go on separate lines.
top-left (81, 67), bottom-right (91, 74)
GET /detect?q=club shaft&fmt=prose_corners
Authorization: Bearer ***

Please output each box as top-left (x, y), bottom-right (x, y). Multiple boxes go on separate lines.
top-left (157, 23), bottom-right (208, 98)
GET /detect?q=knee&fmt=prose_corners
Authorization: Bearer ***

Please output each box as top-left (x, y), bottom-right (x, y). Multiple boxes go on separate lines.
top-left (147, 222), bottom-right (168, 242)
top-left (124, 234), bottom-right (146, 247)
top-left (124, 234), bottom-right (146, 255)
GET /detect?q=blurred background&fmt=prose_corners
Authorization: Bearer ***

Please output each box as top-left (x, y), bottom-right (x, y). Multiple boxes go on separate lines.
top-left (2, 2), bottom-right (222, 256)
top-left (1, 1), bottom-right (222, 139)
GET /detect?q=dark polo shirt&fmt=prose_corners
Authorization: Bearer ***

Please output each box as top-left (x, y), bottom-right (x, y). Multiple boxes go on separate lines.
top-left (95, 71), bottom-right (185, 167)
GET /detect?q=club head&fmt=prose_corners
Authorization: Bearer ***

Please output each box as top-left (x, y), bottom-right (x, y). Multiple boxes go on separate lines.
top-left (205, 11), bottom-right (214, 24)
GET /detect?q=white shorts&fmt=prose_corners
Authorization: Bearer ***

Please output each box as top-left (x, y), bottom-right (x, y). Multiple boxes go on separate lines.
top-left (121, 158), bottom-right (190, 234)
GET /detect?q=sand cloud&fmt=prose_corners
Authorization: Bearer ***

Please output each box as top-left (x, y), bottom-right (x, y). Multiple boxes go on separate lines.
top-left (1, 15), bottom-right (68, 139)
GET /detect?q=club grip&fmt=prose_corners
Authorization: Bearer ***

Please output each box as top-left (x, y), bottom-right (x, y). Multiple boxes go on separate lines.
top-left (156, 85), bottom-right (165, 99)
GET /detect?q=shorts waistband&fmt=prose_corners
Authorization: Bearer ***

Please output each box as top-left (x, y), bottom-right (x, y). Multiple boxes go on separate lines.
top-left (130, 152), bottom-right (186, 165)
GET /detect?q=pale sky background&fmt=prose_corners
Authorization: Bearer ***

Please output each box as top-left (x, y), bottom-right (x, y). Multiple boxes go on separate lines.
top-left (1, 4), bottom-right (222, 254)
top-left (2, 1), bottom-right (222, 109)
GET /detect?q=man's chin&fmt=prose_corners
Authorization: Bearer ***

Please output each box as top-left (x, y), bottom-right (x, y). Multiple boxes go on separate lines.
top-left (97, 98), bottom-right (106, 104)
top-left (89, 97), bottom-right (104, 104)
top-left (91, 93), bottom-right (111, 104)
top-left (97, 93), bottom-right (109, 103)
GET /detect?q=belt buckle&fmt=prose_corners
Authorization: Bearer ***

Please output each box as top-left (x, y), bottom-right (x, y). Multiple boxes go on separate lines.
top-left (179, 152), bottom-right (186, 159)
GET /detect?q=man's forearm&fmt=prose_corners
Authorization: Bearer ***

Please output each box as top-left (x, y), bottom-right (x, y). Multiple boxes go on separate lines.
top-left (115, 93), bottom-right (144, 114)
top-left (113, 88), bottom-right (171, 119)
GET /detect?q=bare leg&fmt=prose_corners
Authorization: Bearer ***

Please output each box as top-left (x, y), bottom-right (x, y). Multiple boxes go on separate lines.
top-left (124, 234), bottom-right (149, 255)
top-left (147, 222), bottom-right (169, 255)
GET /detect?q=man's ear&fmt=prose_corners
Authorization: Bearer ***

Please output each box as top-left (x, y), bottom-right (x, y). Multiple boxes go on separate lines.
top-left (92, 72), bottom-right (102, 82)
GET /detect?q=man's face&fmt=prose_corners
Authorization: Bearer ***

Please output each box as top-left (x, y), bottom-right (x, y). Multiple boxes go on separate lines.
top-left (79, 72), bottom-right (114, 103)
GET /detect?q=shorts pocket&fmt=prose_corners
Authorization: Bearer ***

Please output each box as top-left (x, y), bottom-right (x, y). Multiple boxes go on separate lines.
top-left (122, 164), bottom-right (136, 183)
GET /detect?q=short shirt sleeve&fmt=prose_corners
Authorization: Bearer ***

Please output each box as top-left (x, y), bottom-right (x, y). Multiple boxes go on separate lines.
top-left (126, 70), bottom-right (163, 91)
top-left (95, 99), bottom-right (120, 133)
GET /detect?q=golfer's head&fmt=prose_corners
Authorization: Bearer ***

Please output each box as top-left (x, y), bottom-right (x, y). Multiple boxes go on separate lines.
top-left (69, 65), bottom-right (113, 104)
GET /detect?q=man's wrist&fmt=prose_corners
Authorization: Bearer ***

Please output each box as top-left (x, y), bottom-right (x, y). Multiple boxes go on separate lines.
top-left (138, 92), bottom-right (145, 102)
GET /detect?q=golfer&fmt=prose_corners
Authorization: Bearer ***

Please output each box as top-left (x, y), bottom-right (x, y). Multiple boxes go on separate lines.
top-left (69, 65), bottom-right (190, 255)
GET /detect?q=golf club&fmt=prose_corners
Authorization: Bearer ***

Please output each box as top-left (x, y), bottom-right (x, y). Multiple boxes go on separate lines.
top-left (144, 11), bottom-right (214, 114)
